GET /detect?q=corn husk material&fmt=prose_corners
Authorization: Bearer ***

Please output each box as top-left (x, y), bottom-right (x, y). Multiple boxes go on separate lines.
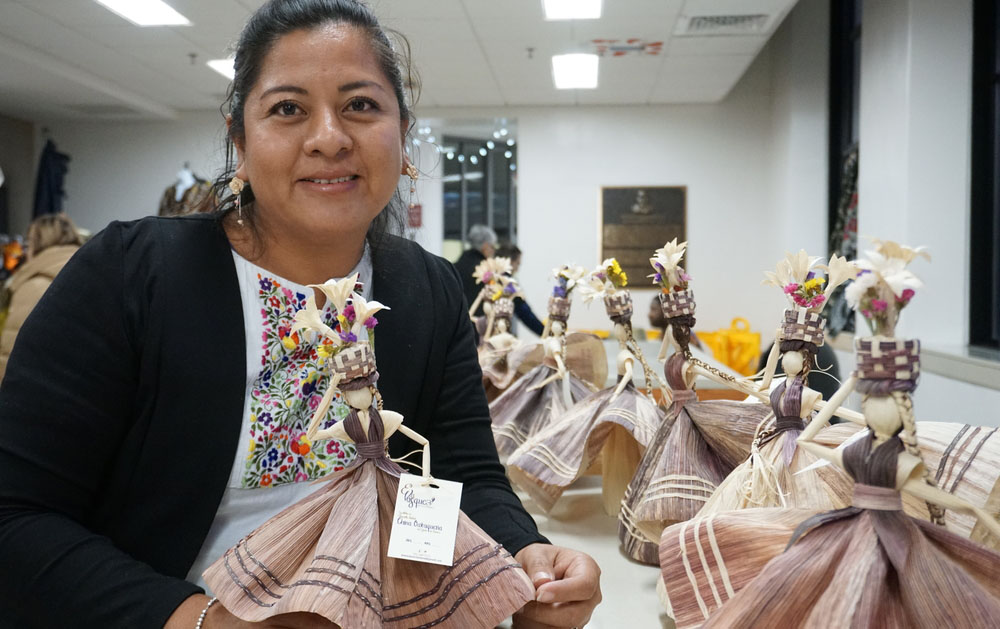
top-left (203, 411), bottom-right (534, 628)
top-left (479, 335), bottom-right (522, 401)
top-left (695, 381), bottom-right (861, 517)
top-left (489, 363), bottom-right (596, 457)
top-left (617, 395), bottom-right (770, 565)
top-left (659, 507), bottom-right (818, 629)
top-left (680, 435), bottom-right (1000, 629)
top-left (506, 381), bottom-right (666, 513)
top-left (913, 421), bottom-right (1000, 543)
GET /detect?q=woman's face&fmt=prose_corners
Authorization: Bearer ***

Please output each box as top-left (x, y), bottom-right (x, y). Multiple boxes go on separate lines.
top-left (234, 23), bottom-right (405, 245)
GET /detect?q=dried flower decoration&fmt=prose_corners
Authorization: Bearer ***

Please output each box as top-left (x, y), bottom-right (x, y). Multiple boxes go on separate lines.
top-left (551, 265), bottom-right (586, 299)
top-left (491, 275), bottom-right (522, 302)
top-left (763, 250), bottom-right (857, 312)
top-left (844, 239), bottom-right (928, 337)
top-left (580, 258), bottom-right (628, 303)
top-left (472, 256), bottom-right (513, 287)
top-left (291, 273), bottom-right (389, 355)
top-left (649, 238), bottom-right (691, 292)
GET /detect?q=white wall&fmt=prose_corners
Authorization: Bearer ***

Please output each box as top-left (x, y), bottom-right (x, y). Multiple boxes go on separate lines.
top-left (769, 0), bottom-right (830, 256)
top-left (0, 113), bottom-right (35, 234)
top-left (858, 0), bottom-right (974, 346)
top-left (422, 51), bottom-right (783, 336)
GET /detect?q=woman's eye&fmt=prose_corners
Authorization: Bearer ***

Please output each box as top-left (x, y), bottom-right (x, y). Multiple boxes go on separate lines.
top-left (348, 98), bottom-right (377, 112)
top-left (271, 101), bottom-right (301, 116)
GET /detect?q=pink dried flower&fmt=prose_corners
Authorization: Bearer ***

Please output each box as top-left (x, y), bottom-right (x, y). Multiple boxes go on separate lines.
top-left (364, 316), bottom-right (377, 330)
top-left (897, 288), bottom-right (915, 303)
top-left (871, 299), bottom-right (888, 312)
top-left (342, 304), bottom-right (356, 322)
top-left (784, 283), bottom-right (800, 295)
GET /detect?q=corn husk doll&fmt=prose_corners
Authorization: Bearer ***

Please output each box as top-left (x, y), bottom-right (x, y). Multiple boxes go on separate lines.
top-left (660, 242), bottom-right (1000, 629)
top-left (506, 259), bottom-right (670, 515)
top-left (490, 266), bottom-right (606, 457)
top-left (478, 274), bottom-right (524, 401)
top-left (468, 256), bottom-right (513, 344)
top-left (617, 240), bottom-right (773, 564)
top-left (694, 251), bottom-right (862, 516)
top-left (203, 274), bottom-right (534, 628)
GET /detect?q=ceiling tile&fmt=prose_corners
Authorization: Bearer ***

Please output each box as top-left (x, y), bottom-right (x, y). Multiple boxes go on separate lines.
top-left (668, 35), bottom-right (768, 56)
top-left (12, 0), bottom-right (129, 27)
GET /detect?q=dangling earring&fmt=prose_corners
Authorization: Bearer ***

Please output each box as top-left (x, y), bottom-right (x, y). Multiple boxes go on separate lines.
top-left (229, 176), bottom-right (245, 226)
top-left (405, 163), bottom-right (418, 209)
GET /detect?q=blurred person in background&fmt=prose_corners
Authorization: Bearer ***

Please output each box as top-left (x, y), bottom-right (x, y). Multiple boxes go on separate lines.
top-left (496, 243), bottom-right (544, 336)
top-left (0, 213), bottom-right (82, 380)
top-left (454, 223), bottom-right (497, 312)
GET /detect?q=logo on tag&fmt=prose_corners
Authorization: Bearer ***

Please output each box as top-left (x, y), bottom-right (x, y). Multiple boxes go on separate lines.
top-left (388, 473), bottom-right (463, 566)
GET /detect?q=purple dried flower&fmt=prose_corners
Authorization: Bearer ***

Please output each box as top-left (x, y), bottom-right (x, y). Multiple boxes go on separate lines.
top-left (504, 283), bottom-right (516, 295)
top-left (338, 331), bottom-right (358, 343)
top-left (364, 316), bottom-right (378, 330)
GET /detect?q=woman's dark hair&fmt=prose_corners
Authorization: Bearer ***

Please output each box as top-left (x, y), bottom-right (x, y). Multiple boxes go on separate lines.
top-left (212, 0), bottom-right (417, 248)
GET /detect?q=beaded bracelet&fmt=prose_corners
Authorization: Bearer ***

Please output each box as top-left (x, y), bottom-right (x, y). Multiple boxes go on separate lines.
top-left (194, 597), bottom-right (218, 629)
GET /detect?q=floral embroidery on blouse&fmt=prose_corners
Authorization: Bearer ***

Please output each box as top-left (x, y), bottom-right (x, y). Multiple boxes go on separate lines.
top-left (240, 273), bottom-right (356, 488)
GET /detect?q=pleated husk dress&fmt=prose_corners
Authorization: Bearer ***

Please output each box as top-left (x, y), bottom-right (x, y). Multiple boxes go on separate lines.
top-left (616, 353), bottom-right (770, 564)
top-left (506, 377), bottom-right (665, 513)
top-left (203, 394), bottom-right (534, 628)
top-left (478, 299), bottom-right (521, 401)
top-left (490, 332), bottom-right (605, 457)
top-left (694, 375), bottom-right (859, 517)
top-left (688, 433), bottom-right (1000, 629)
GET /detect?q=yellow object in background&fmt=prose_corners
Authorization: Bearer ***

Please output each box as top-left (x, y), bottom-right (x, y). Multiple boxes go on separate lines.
top-left (698, 318), bottom-right (761, 376)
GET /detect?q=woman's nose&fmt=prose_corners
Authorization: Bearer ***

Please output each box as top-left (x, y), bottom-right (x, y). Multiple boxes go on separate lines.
top-left (303, 109), bottom-right (353, 157)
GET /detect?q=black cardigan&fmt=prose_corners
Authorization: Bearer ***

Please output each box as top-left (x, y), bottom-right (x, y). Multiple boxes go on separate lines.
top-left (0, 216), bottom-right (544, 628)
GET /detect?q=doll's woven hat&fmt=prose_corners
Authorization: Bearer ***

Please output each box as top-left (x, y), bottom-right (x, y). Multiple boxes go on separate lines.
top-left (604, 291), bottom-right (633, 321)
top-left (548, 296), bottom-right (572, 322)
top-left (855, 337), bottom-right (920, 383)
top-left (659, 288), bottom-right (696, 319)
top-left (782, 308), bottom-right (826, 347)
top-left (331, 343), bottom-right (376, 383)
top-left (494, 296), bottom-right (515, 319)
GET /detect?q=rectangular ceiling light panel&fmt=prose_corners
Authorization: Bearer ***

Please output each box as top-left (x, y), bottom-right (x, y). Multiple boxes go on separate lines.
top-left (93, 0), bottom-right (191, 26)
top-left (552, 54), bottom-right (599, 89)
top-left (543, 0), bottom-right (602, 20)
top-left (207, 58), bottom-right (236, 80)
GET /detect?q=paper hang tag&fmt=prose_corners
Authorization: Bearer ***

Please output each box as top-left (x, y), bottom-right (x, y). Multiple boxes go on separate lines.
top-left (387, 473), bottom-right (463, 566)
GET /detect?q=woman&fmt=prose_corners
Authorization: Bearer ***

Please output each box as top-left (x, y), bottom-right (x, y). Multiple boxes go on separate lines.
top-left (0, 212), bottom-right (82, 380)
top-left (0, 1), bottom-right (600, 627)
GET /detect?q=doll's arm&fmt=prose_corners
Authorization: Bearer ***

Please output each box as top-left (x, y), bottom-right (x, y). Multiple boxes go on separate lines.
top-left (798, 374), bottom-right (858, 442)
top-left (657, 324), bottom-right (676, 361)
top-left (611, 356), bottom-right (634, 402)
top-left (905, 481), bottom-right (1000, 540)
top-left (468, 290), bottom-right (485, 319)
top-left (796, 439), bottom-right (844, 469)
top-left (758, 332), bottom-right (782, 390)
top-left (397, 423), bottom-right (432, 479)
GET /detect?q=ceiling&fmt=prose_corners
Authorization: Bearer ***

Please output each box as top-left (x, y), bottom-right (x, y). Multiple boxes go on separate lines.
top-left (0, 0), bottom-right (798, 122)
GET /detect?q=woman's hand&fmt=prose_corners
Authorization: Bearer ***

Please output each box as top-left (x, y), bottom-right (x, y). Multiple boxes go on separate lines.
top-left (512, 543), bottom-right (602, 628)
top-left (166, 595), bottom-right (337, 628)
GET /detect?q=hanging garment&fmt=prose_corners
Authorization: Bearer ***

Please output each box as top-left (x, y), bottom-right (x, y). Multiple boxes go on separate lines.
top-left (32, 140), bottom-right (70, 217)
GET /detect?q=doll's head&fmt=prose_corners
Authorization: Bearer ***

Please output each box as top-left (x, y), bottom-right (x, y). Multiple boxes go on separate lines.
top-left (343, 386), bottom-right (374, 411)
top-left (550, 320), bottom-right (565, 337)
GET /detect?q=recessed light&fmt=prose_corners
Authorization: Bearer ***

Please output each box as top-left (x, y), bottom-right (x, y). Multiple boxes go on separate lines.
top-left (543, 0), bottom-right (601, 20)
top-left (486, 141), bottom-right (495, 149)
top-left (507, 139), bottom-right (516, 146)
top-left (470, 156), bottom-right (479, 165)
top-left (93, 0), bottom-right (190, 26)
top-left (207, 58), bottom-right (235, 80)
top-left (504, 150), bottom-right (513, 159)
top-left (552, 54), bottom-right (598, 89)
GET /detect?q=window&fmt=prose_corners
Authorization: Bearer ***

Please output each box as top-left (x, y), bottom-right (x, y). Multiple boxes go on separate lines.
top-left (442, 136), bottom-right (517, 248)
top-left (970, 0), bottom-right (1000, 349)
top-left (825, 0), bottom-right (862, 336)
